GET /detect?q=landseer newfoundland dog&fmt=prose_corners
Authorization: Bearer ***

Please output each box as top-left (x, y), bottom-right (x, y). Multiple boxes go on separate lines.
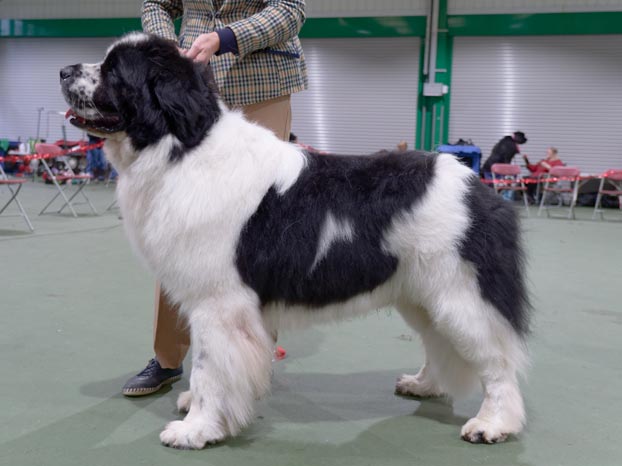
top-left (61, 33), bottom-right (530, 449)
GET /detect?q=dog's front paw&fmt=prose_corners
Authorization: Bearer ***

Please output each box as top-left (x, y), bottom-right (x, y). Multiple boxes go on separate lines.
top-left (460, 417), bottom-right (509, 444)
top-left (159, 420), bottom-right (225, 449)
top-left (177, 390), bottom-right (192, 413)
top-left (395, 374), bottom-right (443, 398)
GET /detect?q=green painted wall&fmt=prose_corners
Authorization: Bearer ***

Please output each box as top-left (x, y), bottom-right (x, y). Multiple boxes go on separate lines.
top-left (448, 12), bottom-right (622, 36)
top-left (0, 16), bottom-right (427, 39)
top-left (418, 0), bottom-right (453, 151)
top-left (3, 12), bottom-right (621, 38)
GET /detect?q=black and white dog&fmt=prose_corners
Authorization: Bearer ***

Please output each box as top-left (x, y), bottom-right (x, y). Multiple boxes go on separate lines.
top-left (61, 33), bottom-right (530, 449)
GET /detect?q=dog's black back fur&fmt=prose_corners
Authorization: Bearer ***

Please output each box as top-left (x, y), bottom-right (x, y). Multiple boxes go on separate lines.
top-left (237, 151), bottom-right (530, 335)
top-left (236, 151), bottom-right (437, 307)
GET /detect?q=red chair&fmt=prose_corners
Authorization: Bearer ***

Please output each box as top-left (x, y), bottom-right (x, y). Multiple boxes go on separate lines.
top-left (592, 169), bottom-right (622, 221)
top-left (537, 166), bottom-right (581, 219)
top-left (491, 163), bottom-right (529, 215)
top-left (35, 143), bottom-right (97, 217)
top-left (0, 173), bottom-right (34, 231)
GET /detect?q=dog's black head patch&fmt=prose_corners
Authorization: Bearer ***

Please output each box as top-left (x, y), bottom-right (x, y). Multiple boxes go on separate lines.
top-left (61, 33), bottom-right (221, 160)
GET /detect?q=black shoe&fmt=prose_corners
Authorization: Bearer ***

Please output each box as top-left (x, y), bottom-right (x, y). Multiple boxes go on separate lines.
top-left (122, 358), bottom-right (183, 397)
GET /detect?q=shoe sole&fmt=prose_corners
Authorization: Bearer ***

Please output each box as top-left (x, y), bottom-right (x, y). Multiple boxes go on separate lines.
top-left (122, 374), bottom-right (182, 397)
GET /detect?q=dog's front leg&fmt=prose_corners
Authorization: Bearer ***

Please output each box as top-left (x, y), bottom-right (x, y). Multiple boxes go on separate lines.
top-left (160, 299), bottom-right (273, 449)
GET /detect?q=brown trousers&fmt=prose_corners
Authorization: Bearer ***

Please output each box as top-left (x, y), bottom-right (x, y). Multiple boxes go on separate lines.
top-left (154, 95), bottom-right (292, 369)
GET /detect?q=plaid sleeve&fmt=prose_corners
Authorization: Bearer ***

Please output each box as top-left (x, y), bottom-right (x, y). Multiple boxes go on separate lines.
top-left (141, 0), bottom-right (183, 42)
top-left (226, 0), bottom-right (306, 58)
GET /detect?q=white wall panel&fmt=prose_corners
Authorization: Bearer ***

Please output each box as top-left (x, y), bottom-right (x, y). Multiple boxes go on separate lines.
top-left (0, 38), bottom-right (113, 142)
top-left (292, 37), bottom-right (420, 154)
top-left (0, 0), bottom-right (141, 19)
top-left (449, 0), bottom-right (622, 15)
top-left (449, 35), bottom-right (622, 175)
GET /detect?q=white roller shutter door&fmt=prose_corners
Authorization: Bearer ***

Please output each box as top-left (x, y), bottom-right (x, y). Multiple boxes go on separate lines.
top-left (292, 37), bottom-right (420, 155)
top-left (449, 35), bottom-right (622, 174)
top-left (2, 36), bottom-right (421, 155)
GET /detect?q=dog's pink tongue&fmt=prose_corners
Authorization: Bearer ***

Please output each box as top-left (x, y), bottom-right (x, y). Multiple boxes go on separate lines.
top-left (65, 109), bottom-right (75, 119)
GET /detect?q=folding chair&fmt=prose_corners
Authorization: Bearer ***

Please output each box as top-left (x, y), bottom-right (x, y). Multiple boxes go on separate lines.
top-left (592, 169), bottom-right (622, 221)
top-left (491, 163), bottom-right (529, 215)
top-left (0, 164), bottom-right (34, 231)
top-left (35, 143), bottom-right (97, 217)
top-left (106, 198), bottom-right (118, 212)
top-left (537, 166), bottom-right (581, 219)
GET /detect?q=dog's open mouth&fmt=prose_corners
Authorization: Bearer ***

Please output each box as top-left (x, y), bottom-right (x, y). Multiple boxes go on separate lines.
top-left (65, 109), bottom-right (124, 134)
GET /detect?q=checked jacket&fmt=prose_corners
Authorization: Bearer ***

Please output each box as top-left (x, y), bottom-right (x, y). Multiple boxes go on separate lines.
top-left (142, 0), bottom-right (308, 107)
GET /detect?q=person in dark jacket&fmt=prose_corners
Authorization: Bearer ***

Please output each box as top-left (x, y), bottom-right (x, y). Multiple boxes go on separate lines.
top-left (481, 131), bottom-right (528, 179)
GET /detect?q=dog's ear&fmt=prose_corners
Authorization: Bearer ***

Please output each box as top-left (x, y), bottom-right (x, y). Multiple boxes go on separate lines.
top-left (151, 60), bottom-right (221, 150)
top-left (105, 47), bottom-right (171, 149)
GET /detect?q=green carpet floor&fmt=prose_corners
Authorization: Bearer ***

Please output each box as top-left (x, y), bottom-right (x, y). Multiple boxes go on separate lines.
top-left (1, 181), bottom-right (620, 466)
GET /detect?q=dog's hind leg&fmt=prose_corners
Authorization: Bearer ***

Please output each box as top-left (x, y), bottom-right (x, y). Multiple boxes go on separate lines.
top-left (395, 304), bottom-right (446, 398)
top-left (395, 358), bottom-right (445, 398)
top-left (419, 262), bottom-right (528, 444)
top-left (396, 303), bottom-right (480, 399)
top-left (159, 296), bottom-right (273, 449)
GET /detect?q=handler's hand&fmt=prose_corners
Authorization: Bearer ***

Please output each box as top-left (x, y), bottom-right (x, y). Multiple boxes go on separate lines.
top-left (184, 32), bottom-right (220, 64)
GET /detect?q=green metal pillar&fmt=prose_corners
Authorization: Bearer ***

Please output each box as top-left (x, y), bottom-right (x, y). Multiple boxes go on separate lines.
top-left (417, 0), bottom-right (452, 151)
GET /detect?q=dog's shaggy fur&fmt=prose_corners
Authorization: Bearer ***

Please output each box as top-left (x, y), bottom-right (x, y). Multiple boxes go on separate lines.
top-left (61, 33), bottom-right (530, 449)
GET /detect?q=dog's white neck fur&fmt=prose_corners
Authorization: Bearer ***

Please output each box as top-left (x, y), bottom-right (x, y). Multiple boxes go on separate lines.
top-left (106, 105), bottom-right (304, 193)
top-left (107, 104), bottom-right (306, 307)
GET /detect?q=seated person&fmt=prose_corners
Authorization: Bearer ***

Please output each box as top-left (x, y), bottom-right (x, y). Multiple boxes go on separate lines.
top-left (523, 147), bottom-right (564, 202)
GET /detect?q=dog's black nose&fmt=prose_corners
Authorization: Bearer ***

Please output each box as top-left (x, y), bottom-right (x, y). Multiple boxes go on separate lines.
top-left (60, 66), bottom-right (75, 81)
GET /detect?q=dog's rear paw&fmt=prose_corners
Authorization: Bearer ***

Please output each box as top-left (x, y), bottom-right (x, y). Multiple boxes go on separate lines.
top-left (395, 374), bottom-right (444, 398)
top-left (177, 390), bottom-right (192, 413)
top-left (160, 420), bottom-right (225, 449)
top-left (460, 417), bottom-right (510, 444)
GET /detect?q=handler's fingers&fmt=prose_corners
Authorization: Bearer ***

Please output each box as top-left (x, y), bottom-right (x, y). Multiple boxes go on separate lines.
top-left (185, 43), bottom-right (201, 60)
top-left (195, 50), bottom-right (212, 64)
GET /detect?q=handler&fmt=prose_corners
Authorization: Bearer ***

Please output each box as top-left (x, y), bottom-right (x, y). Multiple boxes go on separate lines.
top-left (481, 131), bottom-right (528, 179)
top-left (123, 0), bottom-right (308, 396)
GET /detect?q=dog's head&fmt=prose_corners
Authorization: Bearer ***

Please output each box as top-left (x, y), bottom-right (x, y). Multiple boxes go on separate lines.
top-left (60, 32), bottom-right (220, 154)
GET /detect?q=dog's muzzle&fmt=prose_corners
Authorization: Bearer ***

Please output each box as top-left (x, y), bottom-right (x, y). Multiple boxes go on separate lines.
top-left (60, 65), bottom-right (124, 134)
